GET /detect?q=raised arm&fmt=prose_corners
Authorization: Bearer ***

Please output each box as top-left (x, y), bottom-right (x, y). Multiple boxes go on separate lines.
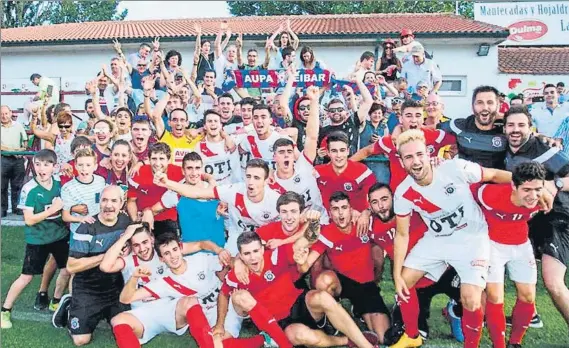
top-left (285, 19), bottom-right (300, 50)
top-left (87, 79), bottom-right (107, 119)
top-left (30, 110), bottom-right (55, 144)
top-left (279, 64), bottom-right (296, 123)
top-left (119, 268), bottom-right (154, 304)
top-left (350, 143), bottom-right (376, 162)
top-left (268, 23), bottom-right (285, 51)
top-left (303, 86), bottom-right (321, 162)
top-left (262, 37), bottom-right (272, 69)
top-left (235, 33), bottom-right (244, 67)
top-left (100, 224), bottom-right (141, 273)
top-left (355, 72), bottom-right (373, 124)
top-left (481, 167), bottom-right (513, 184)
top-left (67, 254), bottom-right (105, 274)
top-left (191, 24), bottom-right (202, 81)
top-left (155, 172), bottom-right (216, 200)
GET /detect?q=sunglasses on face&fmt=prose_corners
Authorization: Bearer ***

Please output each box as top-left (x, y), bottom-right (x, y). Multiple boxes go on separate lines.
top-left (328, 107), bottom-right (344, 113)
top-left (137, 64), bottom-right (147, 67)
top-left (298, 105), bottom-right (310, 111)
top-left (418, 86), bottom-right (428, 90)
top-left (385, 45), bottom-right (394, 49)
top-left (58, 124), bottom-right (72, 129)
top-left (401, 35), bottom-right (412, 39)
top-left (392, 98), bottom-right (404, 105)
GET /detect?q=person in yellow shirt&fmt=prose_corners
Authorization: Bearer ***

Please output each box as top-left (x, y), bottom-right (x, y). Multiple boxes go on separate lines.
top-left (153, 107), bottom-right (201, 166)
top-left (424, 93), bottom-right (449, 129)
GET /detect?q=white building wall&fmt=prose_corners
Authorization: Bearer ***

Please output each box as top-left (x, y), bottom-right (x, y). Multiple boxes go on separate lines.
top-left (0, 40), bottom-right (499, 118)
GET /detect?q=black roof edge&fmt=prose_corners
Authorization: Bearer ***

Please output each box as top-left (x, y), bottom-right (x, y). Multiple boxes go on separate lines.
top-left (2, 31), bottom-right (510, 48)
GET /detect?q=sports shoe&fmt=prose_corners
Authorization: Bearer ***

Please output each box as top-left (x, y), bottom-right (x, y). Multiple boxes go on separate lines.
top-left (1, 311), bottom-right (12, 329)
top-left (418, 314), bottom-right (429, 340)
top-left (348, 331), bottom-right (379, 348)
top-left (34, 292), bottom-right (49, 311)
top-left (388, 332), bottom-right (423, 348)
top-left (506, 313), bottom-right (543, 329)
top-left (48, 299), bottom-right (60, 312)
top-left (260, 331), bottom-right (278, 348)
top-left (52, 294), bottom-right (71, 328)
top-left (444, 300), bottom-right (464, 343)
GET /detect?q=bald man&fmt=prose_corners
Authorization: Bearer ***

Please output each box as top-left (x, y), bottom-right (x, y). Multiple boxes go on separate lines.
top-left (424, 94), bottom-right (449, 129)
top-left (53, 185), bottom-right (132, 346)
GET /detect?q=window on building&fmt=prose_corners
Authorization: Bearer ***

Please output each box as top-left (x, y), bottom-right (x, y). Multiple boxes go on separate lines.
top-left (439, 76), bottom-right (466, 96)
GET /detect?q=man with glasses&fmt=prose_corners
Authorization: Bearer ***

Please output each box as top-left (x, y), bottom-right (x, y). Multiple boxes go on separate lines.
top-left (387, 97), bottom-right (404, 133)
top-left (530, 84), bottom-right (569, 138)
top-left (424, 94), bottom-right (450, 129)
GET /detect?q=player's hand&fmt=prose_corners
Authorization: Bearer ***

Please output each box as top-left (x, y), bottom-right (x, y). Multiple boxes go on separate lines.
top-left (74, 204), bottom-right (89, 216)
top-left (350, 209), bottom-right (362, 226)
top-left (81, 216), bottom-right (96, 225)
top-left (212, 324), bottom-right (225, 338)
top-left (133, 266), bottom-right (152, 279)
top-left (153, 171), bottom-right (168, 187)
top-left (128, 162), bottom-right (143, 177)
top-left (266, 239), bottom-right (283, 249)
top-left (124, 223), bottom-right (143, 239)
top-left (141, 209), bottom-right (155, 230)
top-left (305, 86), bottom-right (320, 101)
top-left (234, 258), bottom-right (250, 285)
top-left (293, 244), bottom-right (310, 266)
top-left (539, 188), bottom-right (554, 213)
top-left (50, 197), bottom-right (64, 213)
top-left (316, 147), bottom-right (327, 158)
top-left (218, 249), bottom-right (232, 267)
top-left (216, 202), bottom-right (229, 218)
top-left (356, 209), bottom-right (371, 237)
top-left (99, 157), bottom-right (112, 170)
top-left (371, 133), bottom-right (380, 144)
top-left (394, 275), bottom-right (410, 303)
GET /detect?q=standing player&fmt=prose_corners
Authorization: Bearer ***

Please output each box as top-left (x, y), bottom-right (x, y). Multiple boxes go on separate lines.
top-left (127, 142), bottom-right (184, 236)
top-left (218, 232), bottom-right (380, 348)
top-left (1, 150), bottom-right (70, 329)
top-left (195, 110), bottom-right (240, 184)
top-left (351, 99), bottom-right (456, 189)
top-left (271, 86), bottom-right (328, 223)
top-left (154, 159), bottom-right (280, 255)
top-left (315, 131), bottom-right (376, 213)
top-left (477, 162), bottom-right (547, 348)
top-left (297, 192), bottom-right (391, 343)
top-left (53, 186), bottom-right (131, 346)
top-left (390, 130), bottom-right (516, 348)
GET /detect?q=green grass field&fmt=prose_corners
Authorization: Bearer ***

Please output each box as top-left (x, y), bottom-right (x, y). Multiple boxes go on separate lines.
top-left (2, 226), bottom-right (568, 347)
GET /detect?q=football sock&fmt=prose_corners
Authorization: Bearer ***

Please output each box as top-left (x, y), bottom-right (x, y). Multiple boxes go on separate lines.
top-left (485, 302), bottom-right (506, 348)
top-left (462, 307), bottom-right (484, 348)
top-left (249, 303), bottom-right (292, 348)
top-left (186, 304), bottom-right (214, 348)
top-left (399, 286), bottom-right (420, 338)
top-left (509, 299), bottom-right (534, 344)
top-left (222, 335), bottom-right (265, 348)
top-left (113, 323), bottom-right (141, 348)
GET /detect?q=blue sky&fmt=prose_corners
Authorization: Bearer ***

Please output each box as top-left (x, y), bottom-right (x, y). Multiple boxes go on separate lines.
top-left (119, 1), bottom-right (231, 20)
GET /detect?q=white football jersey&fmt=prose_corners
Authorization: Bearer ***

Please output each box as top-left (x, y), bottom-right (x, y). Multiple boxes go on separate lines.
top-left (195, 139), bottom-right (240, 185)
top-left (272, 153), bottom-right (329, 224)
top-left (394, 159), bottom-right (487, 240)
top-left (143, 253), bottom-right (223, 313)
top-left (213, 182), bottom-right (280, 236)
top-left (121, 252), bottom-right (166, 308)
top-left (239, 130), bottom-right (291, 171)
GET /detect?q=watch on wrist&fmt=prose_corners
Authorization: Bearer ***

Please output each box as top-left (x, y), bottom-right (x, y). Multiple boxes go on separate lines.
top-left (555, 178), bottom-right (564, 190)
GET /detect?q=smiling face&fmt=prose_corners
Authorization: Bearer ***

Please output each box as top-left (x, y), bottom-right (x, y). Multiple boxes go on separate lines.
top-left (241, 103), bottom-right (254, 125)
top-left (168, 55), bottom-right (179, 68)
top-left (504, 113), bottom-right (531, 150)
top-left (363, 72), bottom-right (376, 84)
top-left (226, 45), bottom-right (237, 61)
top-left (204, 113), bottom-right (222, 138)
top-left (327, 140), bottom-right (349, 170)
top-left (116, 111), bottom-right (131, 132)
top-left (201, 41), bottom-right (211, 56)
top-left (1, 106), bottom-right (12, 125)
top-left (168, 110), bottom-right (188, 138)
top-left (131, 231), bottom-right (154, 261)
top-left (514, 180), bottom-right (544, 209)
top-left (111, 143), bottom-right (131, 173)
top-left (58, 121), bottom-right (73, 138)
top-left (150, 151), bottom-right (169, 174)
top-left (370, 107), bottom-right (384, 124)
top-left (280, 33), bottom-right (290, 47)
top-left (329, 198), bottom-right (352, 230)
top-left (182, 159), bottom-right (203, 185)
top-left (425, 94), bottom-right (443, 119)
top-left (75, 155), bottom-right (97, 182)
top-left (245, 167), bottom-right (267, 200)
top-left (158, 241), bottom-right (184, 270)
top-left (204, 71), bottom-right (215, 87)
top-left (33, 159), bottom-right (55, 183)
top-left (218, 97), bottom-right (234, 120)
top-left (327, 102), bottom-right (346, 124)
top-left (544, 86), bottom-right (558, 106)
top-left (247, 50), bottom-right (258, 66)
top-left (99, 186), bottom-right (123, 223)
top-left (93, 122), bottom-right (112, 146)
top-left (252, 109), bottom-right (272, 137)
top-left (369, 187), bottom-right (394, 222)
top-left (400, 106), bottom-right (424, 131)
top-left (278, 201), bottom-right (301, 234)
top-left (297, 99), bottom-right (311, 122)
top-left (473, 91), bottom-right (498, 127)
top-left (398, 140), bottom-right (431, 182)
top-left (239, 240), bottom-right (264, 273)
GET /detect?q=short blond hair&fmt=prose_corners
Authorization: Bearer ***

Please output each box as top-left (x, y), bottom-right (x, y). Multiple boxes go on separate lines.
top-left (396, 129), bottom-right (426, 154)
top-left (74, 147), bottom-right (97, 162)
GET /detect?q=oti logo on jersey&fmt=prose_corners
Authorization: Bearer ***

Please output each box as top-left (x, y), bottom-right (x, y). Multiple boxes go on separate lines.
top-left (264, 270), bottom-right (276, 282)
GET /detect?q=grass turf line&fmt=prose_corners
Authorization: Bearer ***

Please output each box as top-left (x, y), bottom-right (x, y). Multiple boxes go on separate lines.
top-left (2, 226), bottom-right (568, 347)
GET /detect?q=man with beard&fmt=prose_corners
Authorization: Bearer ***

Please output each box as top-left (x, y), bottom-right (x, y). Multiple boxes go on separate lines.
top-left (220, 231), bottom-right (380, 348)
top-left (118, 232), bottom-right (242, 348)
top-left (390, 130), bottom-right (516, 348)
top-left (130, 116), bottom-right (154, 164)
top-left (365, 183), bottom-right (463, 343)
top-left (217, 93), bottom-right (244, 135)
top-left (351, 99), bottom-right (456, 189)
top-left (154, 159), bottom-right (280, 256)
top-left (127, 143), bottom-right (184, 236)
top-left (280, 74), bottom-right (311, 151)
top-left (296, 192), bottom-right (391, 344)
top-left (502, 105), bottom-right (569, 328)
top-left (271, 86), bottom-right (329, 223)
top-left (239, 104), bottom-right (294, 171)
top-left (53, 186), bottom-right (131, 346)
top-left (194, 110), bottom-right (240, 184)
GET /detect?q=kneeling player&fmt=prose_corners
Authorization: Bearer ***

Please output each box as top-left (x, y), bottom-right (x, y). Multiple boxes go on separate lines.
top-left (298, 192), bottom-right (391, 343)
top-left (219, 232), bottom-right (380, 348)
top-left (476, 162), bottom-right (548, 348)
top-left (117, 233), bottom-right (241, 347)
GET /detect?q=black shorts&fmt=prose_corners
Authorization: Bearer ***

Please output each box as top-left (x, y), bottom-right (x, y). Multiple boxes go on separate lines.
top-left (68, 293), bottom-right (129, 335)
top-left (22, 237), bottom-right (69, 275)
top-left (543, 219), bottom-right (569, 266)
top-left (337, 272), bottom-right (389, 317)
top-left (153, 219), bottom-right (179, 237)
top-left (277, 291), bottom-right (326, 330)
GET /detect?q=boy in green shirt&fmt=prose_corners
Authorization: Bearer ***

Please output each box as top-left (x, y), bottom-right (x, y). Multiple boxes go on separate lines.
top-left (1, 149), bottom-right (71, 329)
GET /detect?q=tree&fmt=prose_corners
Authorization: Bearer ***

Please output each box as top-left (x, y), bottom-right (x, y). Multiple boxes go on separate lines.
top-left (1, 0), bottom-right (127, 28)
top-left (228, 1), bottom-right (474, 19)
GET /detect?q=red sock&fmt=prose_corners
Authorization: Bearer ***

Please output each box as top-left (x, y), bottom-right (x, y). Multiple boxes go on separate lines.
top-left (485, 302), bottom-right (506, 348)
top-left (462, 307), bottom-right (484, 348)
top-left (222, 335), bottom-right (265, 348)
top-left (399, 286), bottom-right (420, 338)
top-left (113, 323), bottom-right (141, 348)
top-left (249, 303), bottom-right (292, 348)
top-left (509, 300), bottom-right (535, 344)
top-left (186, 305), bottom-right (214, 348)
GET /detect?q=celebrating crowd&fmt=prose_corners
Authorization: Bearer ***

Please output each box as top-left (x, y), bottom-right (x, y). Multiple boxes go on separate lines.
top-left (1, 19), bottom-right (569, 348)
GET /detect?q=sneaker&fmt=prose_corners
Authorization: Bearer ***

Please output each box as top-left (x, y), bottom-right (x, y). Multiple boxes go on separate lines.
top-left (418, 314), bottom-right (429, 340)
top-left (34, 292), bottom-right (49, 311)
top-left (348, 331), bottom-right (379, 348)
top-left (260, 331), bottom-right (278, 348)
top-left (445, 300), bottom-right (464, 343)
top-left (52, 294), bottom-right (71, 328)
top-left (1, 311), bottom-right (12, 329)
top-left (48, 300), bottom-right (60, 312)
top-left (388, 332), bottom-right (422, 348)
top-left (506, 313), bottom-right (543, 329)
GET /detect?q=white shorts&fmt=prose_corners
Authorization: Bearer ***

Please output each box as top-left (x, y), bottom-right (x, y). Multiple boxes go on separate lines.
top-left (130, 298), bottom-right (187, 345)
top-left (487, 240), bottom-right (537, 284)
top-left (203, 299), bottom-right (243, 338)
top-left (404, 235), bottom-right (490, 288)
